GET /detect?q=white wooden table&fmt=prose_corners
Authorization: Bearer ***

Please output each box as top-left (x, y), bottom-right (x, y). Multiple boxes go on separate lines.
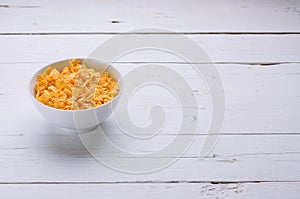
top-left (1, 0), bottom-right (300, 198)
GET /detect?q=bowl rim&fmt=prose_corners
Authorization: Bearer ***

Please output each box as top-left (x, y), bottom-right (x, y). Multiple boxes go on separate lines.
top-left (28, 58), bottom-right (123, 112)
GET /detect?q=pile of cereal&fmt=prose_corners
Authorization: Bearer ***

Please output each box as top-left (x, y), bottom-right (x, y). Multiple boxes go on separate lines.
top-left (35, 59), bottom-right (119, 110)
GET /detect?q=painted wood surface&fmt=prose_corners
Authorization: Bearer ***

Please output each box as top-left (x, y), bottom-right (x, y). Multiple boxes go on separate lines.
top-left (0, 183), bottom-right (300, 199)
top-left (0, 0), bottom-right (299, 198)
top-left (0, 0), bottom-right (300, 33)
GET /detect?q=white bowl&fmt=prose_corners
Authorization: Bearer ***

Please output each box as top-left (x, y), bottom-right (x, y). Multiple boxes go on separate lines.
top-left (29, 58), bottom-right (123, 132)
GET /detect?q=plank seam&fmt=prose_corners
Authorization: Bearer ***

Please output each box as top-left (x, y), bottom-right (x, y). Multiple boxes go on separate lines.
top-left (1, 32), bottom-right (300, 35)
top-left (0, 180), bottom-right (299, 185)
top-left (1, 62), bottom-right (300, 66)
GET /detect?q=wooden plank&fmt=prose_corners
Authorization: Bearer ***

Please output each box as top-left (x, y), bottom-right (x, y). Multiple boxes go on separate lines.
top-left (1, 63), bottom-right (300, 134)
top-left (0, 35), bottom-right (300, 63)
top-left (0, 133), bottom-right (299, 182)
top-left (1, 129), bottom-right (300, 159)
top-left (0, 0), bottom-right (300, 33)
top-left (0, 182), bottom-right (299, 199)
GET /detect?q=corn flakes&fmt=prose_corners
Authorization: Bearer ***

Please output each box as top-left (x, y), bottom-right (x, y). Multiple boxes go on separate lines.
top-left (35, 59), bottom-right (119, 110)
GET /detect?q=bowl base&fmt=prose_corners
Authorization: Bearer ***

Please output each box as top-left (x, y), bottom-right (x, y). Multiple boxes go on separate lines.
top-left (61, 125), bottom-right (99, 133)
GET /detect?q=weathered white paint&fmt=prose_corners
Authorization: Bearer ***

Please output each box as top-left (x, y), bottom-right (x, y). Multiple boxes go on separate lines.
top-left (1, 63), bottom-right (300, 134)
top-left (0, 0), bottom-right (300, 33)
top-left (0, 182), bottom-right (299, 199)
top-left (0, 0), bottom-right (300, 198)
top-left (0, 130), bottom-right (299, 181)
top-left (0, 35), bottom-right (300, 63)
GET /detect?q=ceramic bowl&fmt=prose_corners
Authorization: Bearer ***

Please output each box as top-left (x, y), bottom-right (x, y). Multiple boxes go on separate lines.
top-left (29, 58), bottom-right (123, 132)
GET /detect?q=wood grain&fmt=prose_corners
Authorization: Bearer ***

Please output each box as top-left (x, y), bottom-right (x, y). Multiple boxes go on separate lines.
top-left (0, 182), bottom-right (299, 199)
top-left (1, 63), bottom-right (299, 134)
top-left (1, 0), bottom-right (300, 197)
top-left (0, 0), bottom-right (299, 33)
top-left (0, 35), bottom-right (299, 63)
